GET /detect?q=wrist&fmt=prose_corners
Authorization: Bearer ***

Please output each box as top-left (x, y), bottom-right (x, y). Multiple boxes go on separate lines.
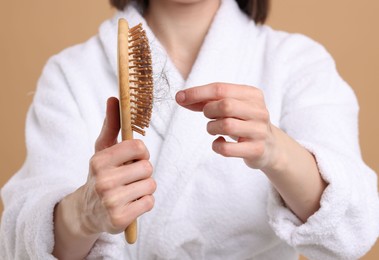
top-left (261, 125), bottom-right (289, 176)
top-left (56, 186), bottom-right (100, 239)
top-left (53, 188), bottom-right (100, 259)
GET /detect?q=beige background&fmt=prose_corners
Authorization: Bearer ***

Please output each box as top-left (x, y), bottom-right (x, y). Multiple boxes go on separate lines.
top-left (0, 0), bottom-right (378, 258)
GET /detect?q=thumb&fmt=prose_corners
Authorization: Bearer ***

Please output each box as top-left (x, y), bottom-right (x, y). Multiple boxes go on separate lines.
top-left (95, 97), bottom-right (120, 152)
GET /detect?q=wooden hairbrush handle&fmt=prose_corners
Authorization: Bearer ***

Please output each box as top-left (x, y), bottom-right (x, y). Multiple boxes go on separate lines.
top-left (118, 17), bottom-right (153, 245)
top-left (118, 18), bottom-right (137, 244)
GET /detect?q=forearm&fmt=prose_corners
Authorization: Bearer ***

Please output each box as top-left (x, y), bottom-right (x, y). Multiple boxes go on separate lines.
top-left (263, 125), bottom-right (327, 222)
top-left (53, 187), bottom-right (100, 260)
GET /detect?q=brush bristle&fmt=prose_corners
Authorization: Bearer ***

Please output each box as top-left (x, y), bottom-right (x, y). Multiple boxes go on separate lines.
top-left (128, 23), bottom-right (153, 136)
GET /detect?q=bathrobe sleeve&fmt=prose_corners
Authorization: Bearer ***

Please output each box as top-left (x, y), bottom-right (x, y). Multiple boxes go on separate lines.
top-left (0, 56), bottom-right (124, 259)
top-left (266, 34), bottom-right (379, 259)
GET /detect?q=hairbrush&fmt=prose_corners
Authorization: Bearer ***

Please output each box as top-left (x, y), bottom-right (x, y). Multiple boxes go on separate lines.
top-left (117, 18), bottom-right (153, 244)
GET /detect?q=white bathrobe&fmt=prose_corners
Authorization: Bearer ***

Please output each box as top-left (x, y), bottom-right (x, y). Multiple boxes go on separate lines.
top-left (1, 0), bottom-right (378, 259)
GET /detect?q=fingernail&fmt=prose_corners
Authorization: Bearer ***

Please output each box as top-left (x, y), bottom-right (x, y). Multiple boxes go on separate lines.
top-left (176, 91), bottom-right (186, 103)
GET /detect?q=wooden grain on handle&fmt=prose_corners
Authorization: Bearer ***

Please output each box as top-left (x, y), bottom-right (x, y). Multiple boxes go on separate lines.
top-left (118, 18), bottom-right (138, 244)
top-left (118, 18), bottom-right (132, 141)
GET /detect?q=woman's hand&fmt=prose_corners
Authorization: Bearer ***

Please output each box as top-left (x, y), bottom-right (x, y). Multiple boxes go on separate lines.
top-left (176, 82), bottom-right (326, 223)
top-left (53, 97), bottom-right (156, 259)
top-left (176, 82), bottom-right (280, 171)
top-left (80, 97), bottom-right (156, 235)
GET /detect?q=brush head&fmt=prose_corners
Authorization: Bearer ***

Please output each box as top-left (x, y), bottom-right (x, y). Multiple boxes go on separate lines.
top-left (128, 23), bottom-right (153, 136)
top-left (118, 19), bottom-right (153, 138)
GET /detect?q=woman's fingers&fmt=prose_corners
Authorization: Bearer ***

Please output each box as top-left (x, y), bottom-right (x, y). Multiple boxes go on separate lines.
top-left (106, 195), bottom-right (155, 232)
top-left (178, 101), bottom-right (208, 112)
top-left (95, 97), bottom-right (120, 152)
top-left (203, 98), bottom-right (266, 120)
top-left (212, 136), bottom-right (267, 163)
top-left (175, 83), bottom-right (273, 170)
top-left (124, 195), bottom-right (155, 222)
top-left (176, 82), bottom-right (263, 110)
top-left (127, 195), bottom-right (155, 217)
top-left (94, 160), bottom-right (153, 193)
top-left (207, 118), bottom-right (268, 139)
top-left (86, 98), bottom-right (158, 235)
top-left (99, 179), bottom-right (156, 232)
top-left (91, 139), bottom-right (150, 171)
top-left (100, 178), bottom-right (157, 210)
top-left (90, 156), bottom-right (156, 234)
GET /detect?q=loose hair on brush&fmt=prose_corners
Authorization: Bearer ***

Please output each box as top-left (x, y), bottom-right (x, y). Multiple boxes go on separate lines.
top-left (109, 0), bottom-right (270, 24)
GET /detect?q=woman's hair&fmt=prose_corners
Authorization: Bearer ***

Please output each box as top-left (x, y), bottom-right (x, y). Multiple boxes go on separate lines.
top-left (109, 0), bottom-right (270, 24)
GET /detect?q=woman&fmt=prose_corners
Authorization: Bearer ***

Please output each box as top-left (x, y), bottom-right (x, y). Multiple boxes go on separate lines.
top-left (1, 0), bottom-right (378, 259)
